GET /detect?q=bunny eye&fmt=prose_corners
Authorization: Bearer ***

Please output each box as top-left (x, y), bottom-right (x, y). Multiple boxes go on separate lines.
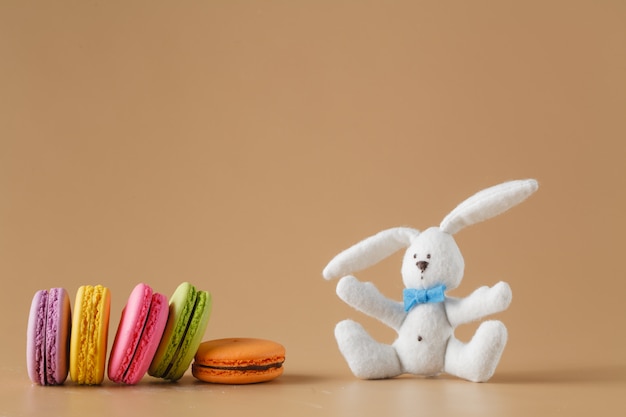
top-left (427, 254), bottom-right (431, 259)
top-left (413, 254), bottom-right (417, 259)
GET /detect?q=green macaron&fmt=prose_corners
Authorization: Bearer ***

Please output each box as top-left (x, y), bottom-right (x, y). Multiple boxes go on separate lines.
top-left (148, 282), bottom-right (212, 381)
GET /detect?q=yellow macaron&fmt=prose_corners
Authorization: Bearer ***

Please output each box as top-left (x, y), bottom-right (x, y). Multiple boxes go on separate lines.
top-left (69, 285), bottom-right (111, 385)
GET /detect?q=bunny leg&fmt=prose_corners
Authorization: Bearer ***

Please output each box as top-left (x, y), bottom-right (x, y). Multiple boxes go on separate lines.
top-left (335, 319), bottom-right (402, 379)
top-left (444, 320), bottom-right (507, 382)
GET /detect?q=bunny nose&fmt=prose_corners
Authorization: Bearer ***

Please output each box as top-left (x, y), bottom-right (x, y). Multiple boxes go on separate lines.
top-left (416, 261), bottom-right (429, 272)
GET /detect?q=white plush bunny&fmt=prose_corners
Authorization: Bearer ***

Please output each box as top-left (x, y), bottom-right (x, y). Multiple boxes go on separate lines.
top-left (323, 179), bottom-right (538, 382)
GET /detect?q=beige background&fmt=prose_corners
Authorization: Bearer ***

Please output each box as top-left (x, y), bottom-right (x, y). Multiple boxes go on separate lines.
top-left (1, 1), bottom-right (624, 416)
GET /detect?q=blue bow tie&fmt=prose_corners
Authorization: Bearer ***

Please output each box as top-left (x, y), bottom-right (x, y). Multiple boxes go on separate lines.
top-left (403, 285), bottom-right (447, 312)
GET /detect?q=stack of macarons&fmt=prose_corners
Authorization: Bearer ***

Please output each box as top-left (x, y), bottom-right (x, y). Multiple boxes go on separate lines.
top-left (26, 282), bottom-right (212, 385)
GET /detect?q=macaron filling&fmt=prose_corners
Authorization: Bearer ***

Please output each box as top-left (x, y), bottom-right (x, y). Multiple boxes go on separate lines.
top-left (196, 361), bottom-right (284, 372)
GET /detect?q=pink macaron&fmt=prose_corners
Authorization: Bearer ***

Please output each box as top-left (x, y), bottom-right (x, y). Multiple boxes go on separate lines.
top-left (26, 288), bottom-right (72, 385)
top-left (108, 283), bottom-right (169, 384)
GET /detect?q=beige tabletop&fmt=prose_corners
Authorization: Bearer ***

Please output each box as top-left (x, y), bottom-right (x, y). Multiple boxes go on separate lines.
top-left (1, 1), bottom-right (625, 416)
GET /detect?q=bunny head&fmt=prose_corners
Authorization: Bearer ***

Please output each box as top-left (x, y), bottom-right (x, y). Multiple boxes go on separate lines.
top-left (400, 227), bottom-right (464, 291)
top-left (324, 179), bottom-right (538, 291)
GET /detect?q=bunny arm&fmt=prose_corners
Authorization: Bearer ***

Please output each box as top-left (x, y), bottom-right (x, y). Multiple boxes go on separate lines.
top-left (336, 275), bottom-right (407, 332)
top-left (444, 281), bottom-right (512, 327)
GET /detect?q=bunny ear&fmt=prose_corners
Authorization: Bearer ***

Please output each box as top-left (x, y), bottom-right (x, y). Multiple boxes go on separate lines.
top-left (440, 179), bottom-right (538, 235)
top-left (323, 227), bottom-right (419, 280)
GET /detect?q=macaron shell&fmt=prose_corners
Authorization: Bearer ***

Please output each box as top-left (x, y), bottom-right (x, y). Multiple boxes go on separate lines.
top-left (122, 292), bottom-right (168, 384)
top-left (91, 286), bottom-right (111, 385)
top-left (164, 290), bottom-right (212, 381)
top-left (69, 286), bottom-right (85, 383)
top-left (108, 284), bottom-right (153, 383)
top-left (148, 282), bottom-right (196, 378)
top-left (70, 285), bottom-right (110, 385)
top-left (192, 338), bottom-right (285, 384)
top-left (26, 290), bottom-right (47, 385)
top-left (45, 288), bottom-right (71, 385)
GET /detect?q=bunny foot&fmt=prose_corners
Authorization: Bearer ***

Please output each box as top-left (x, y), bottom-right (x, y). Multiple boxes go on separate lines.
top-left (335, 319), bottom-right (402, 379)
top-left (444, 320), bottom-right (507, 382)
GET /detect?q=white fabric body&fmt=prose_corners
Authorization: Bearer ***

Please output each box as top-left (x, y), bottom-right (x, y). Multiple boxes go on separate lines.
top-left (334, 273), bottom-right (511, 382)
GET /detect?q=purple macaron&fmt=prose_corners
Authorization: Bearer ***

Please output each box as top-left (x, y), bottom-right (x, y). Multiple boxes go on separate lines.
top-left (26, 288), bottom-right (71, 385)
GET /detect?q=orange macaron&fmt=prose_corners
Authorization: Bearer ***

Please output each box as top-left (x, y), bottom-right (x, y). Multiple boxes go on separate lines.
top-left (192, 338), bottom-right (285, 384)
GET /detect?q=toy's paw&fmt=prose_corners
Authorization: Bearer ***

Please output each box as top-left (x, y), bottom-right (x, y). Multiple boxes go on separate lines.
top-left (337, 275), bottom-right (358, 295)
top-left (473, 282), bottom-right (511, 313)
top-left (444, 320), bottom-right (508, 382)
top-left (489, 282), bottom-right (512, 312)
top-left (336, 275), bottom-right (368, 304)
top-left (335, 320), bottom-right (402, 379)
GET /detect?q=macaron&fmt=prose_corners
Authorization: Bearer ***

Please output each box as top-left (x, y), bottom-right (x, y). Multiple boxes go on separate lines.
top-left (192, 338), bottom-right (286, 384)
top-left (148, 282), bottom-right (212, 381)
top-left (69, 285), bottom-right (111, 385)
top-left (108, 283), bottom-right (169, 384)
top-left (26, 288), bottom-right (72, 385)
